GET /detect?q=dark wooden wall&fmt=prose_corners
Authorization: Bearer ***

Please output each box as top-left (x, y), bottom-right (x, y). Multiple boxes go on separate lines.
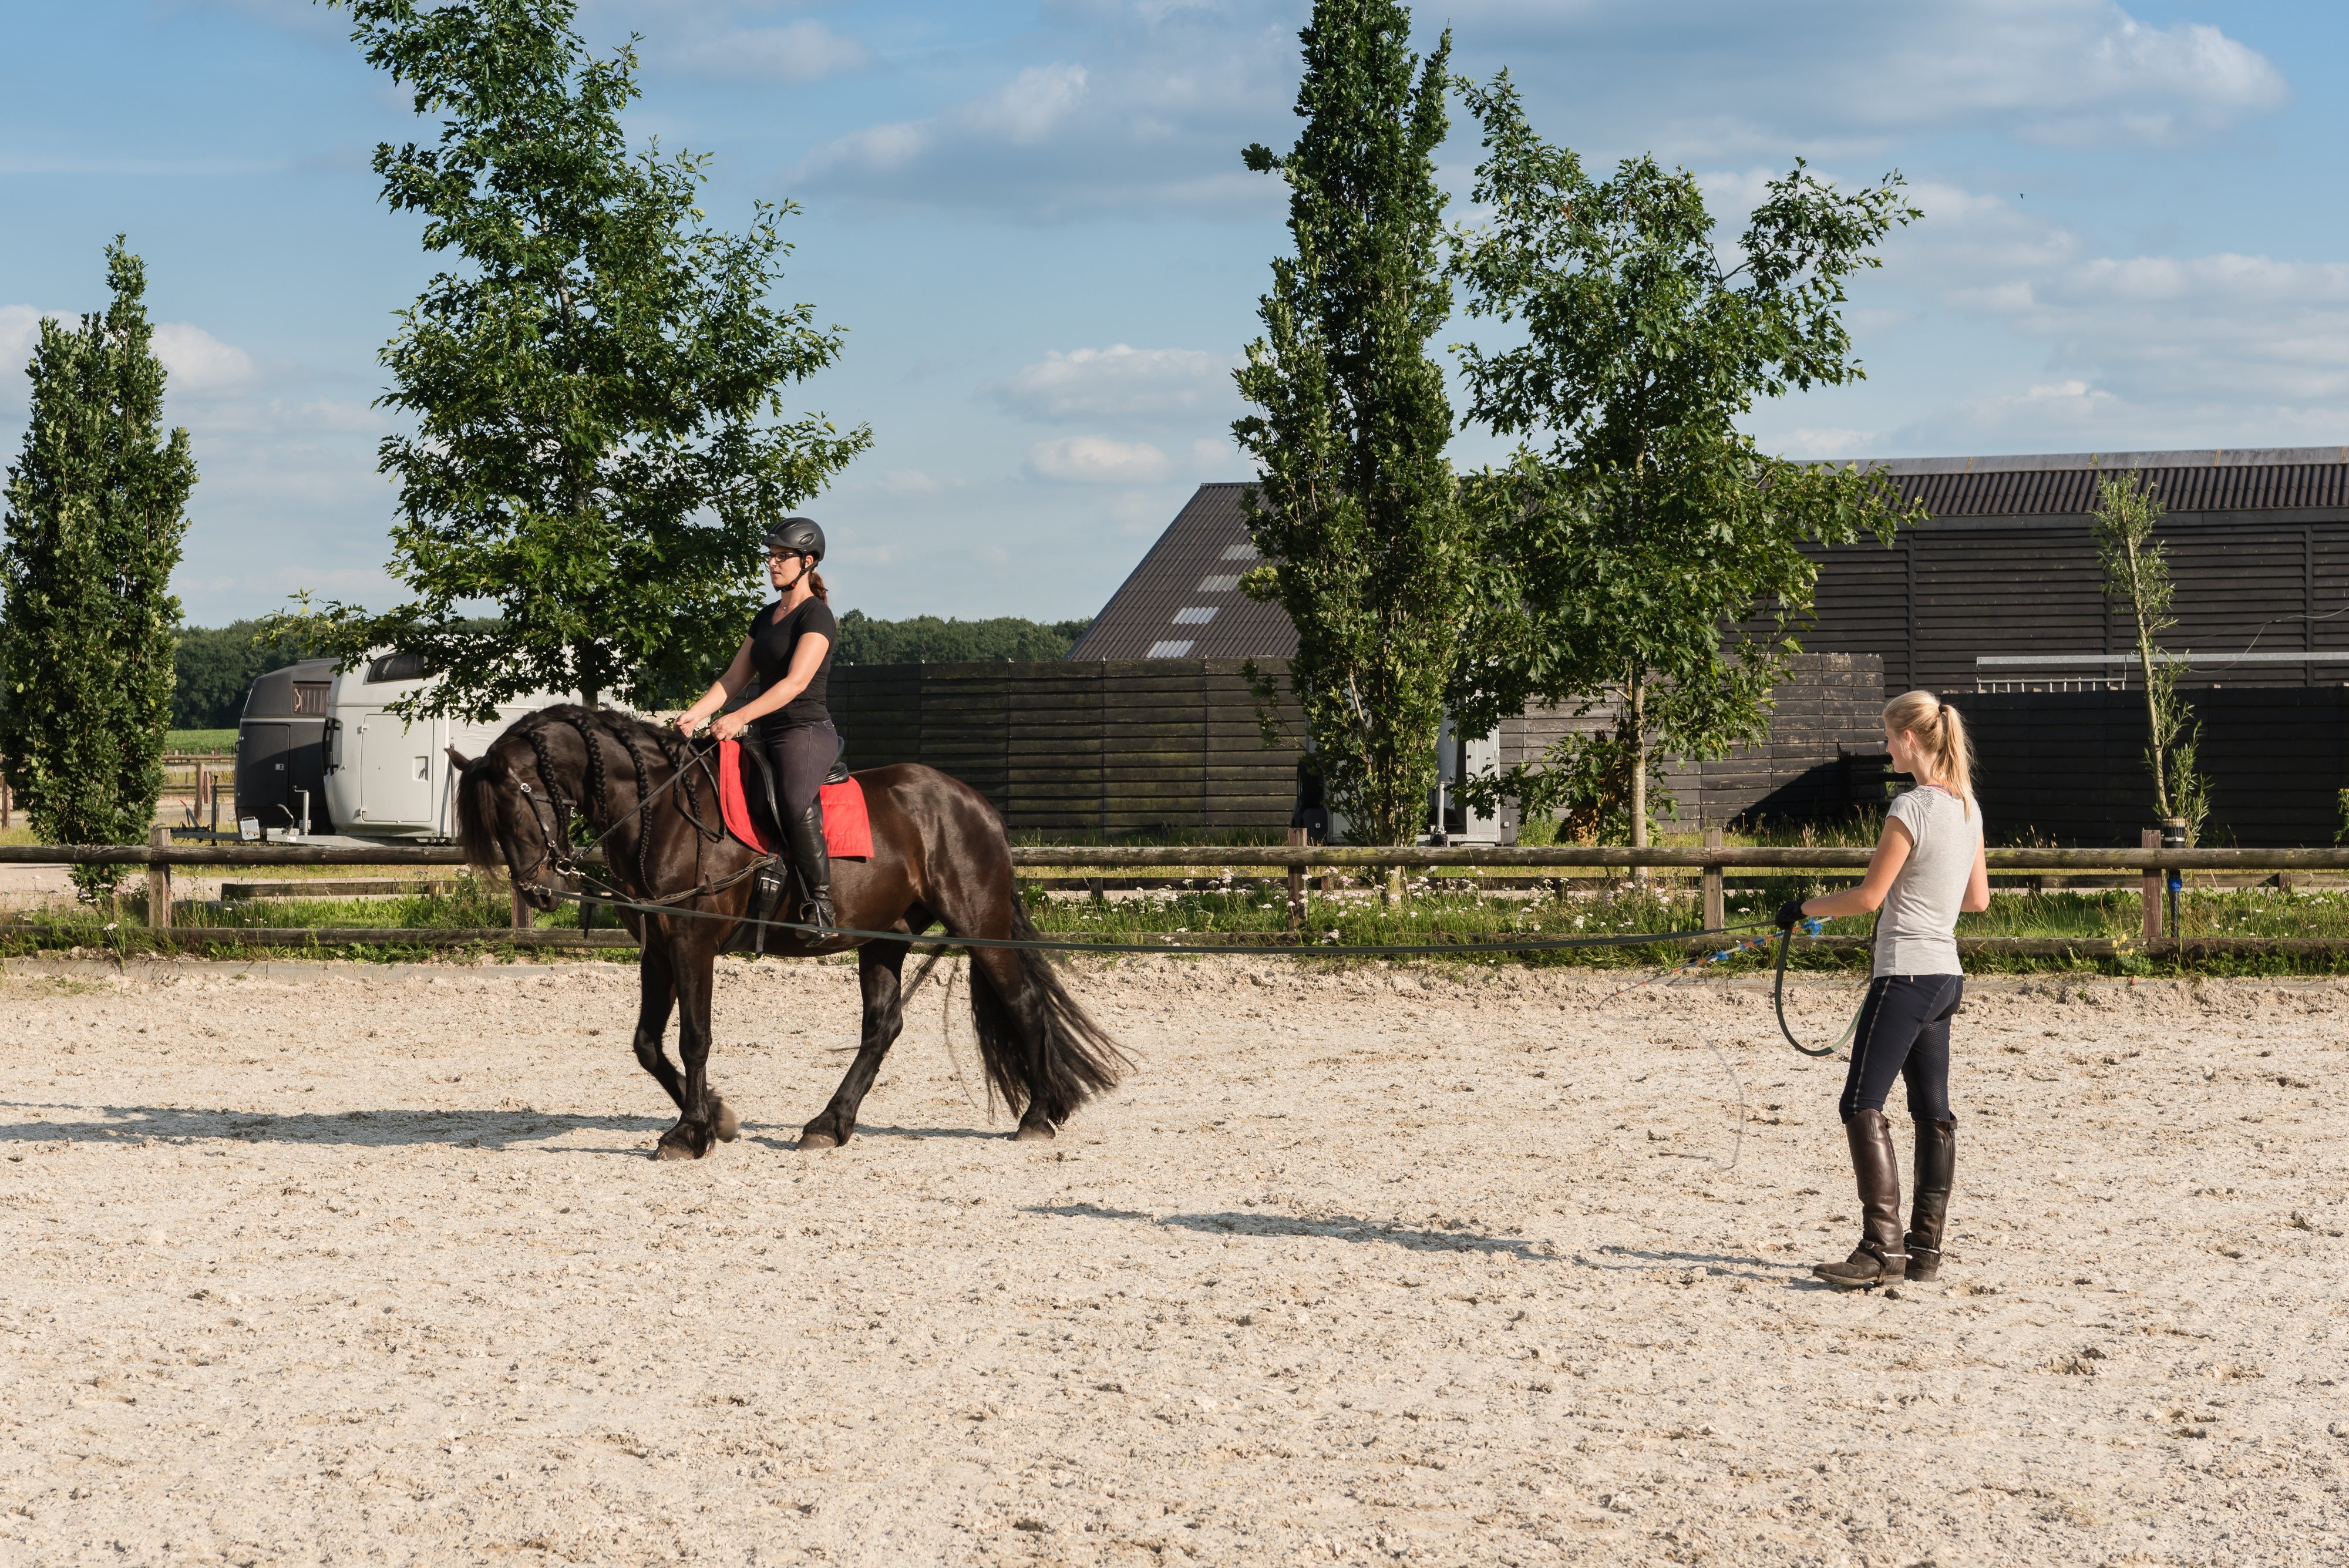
top-left (1805, 513), bottom-right (2349, 692)
top-left (1498, 654), bottom-right (1887, 832)
top-left (830, 659), bottom-right (1304, 837)
top-left (834, 656), bottom-right (1886, 839)
top-left (1954, 687), bottom-right (2349, 846)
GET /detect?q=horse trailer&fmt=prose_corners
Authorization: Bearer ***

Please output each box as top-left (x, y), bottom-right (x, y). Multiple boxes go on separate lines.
top-left (234, 652), bottom-right (576, 842)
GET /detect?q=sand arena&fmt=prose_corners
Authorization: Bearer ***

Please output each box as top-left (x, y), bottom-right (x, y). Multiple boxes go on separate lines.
top-left (2, 955), bottom-right (2343, 1565)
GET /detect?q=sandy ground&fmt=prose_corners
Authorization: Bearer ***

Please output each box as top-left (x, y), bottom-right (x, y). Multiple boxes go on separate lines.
top-left (1, 955), bottom-right (2344, 1567)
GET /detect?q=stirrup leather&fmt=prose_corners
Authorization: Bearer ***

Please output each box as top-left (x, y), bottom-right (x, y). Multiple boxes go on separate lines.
top-left (749, 860), bottom-right (787, 955)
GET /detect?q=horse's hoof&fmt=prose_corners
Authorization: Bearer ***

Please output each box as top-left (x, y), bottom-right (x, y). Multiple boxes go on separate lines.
top-left (654, 1139), bottom-right (699, 1162)
top-left (1012, 1123), bottom-right (1056, 1143)
top-left (797, 1130), bottom-right (839, 1152)
top-left (714, 1100), bottom-right (741, 1142)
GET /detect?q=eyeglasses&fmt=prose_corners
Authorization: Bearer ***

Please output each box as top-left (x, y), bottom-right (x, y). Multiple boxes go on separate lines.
top-left (766, 552), bottom-right (806, 566)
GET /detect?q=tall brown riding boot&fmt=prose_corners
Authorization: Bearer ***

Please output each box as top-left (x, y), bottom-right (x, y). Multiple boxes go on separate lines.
top-left (1903, 1119), bottom-right (1956, 1281)
top-left (1814, 1109), bottom-right (1906, 1289)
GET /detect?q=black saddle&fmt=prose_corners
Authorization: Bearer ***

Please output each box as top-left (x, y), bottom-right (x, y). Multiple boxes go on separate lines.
top-left (738, 733), bottom-right (849, 852)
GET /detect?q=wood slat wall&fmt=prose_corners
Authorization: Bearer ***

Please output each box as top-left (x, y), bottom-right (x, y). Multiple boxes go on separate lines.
top-left (1496, 655), bottom-right (1887, 832)
top-left (1802, 515), bottom-right (2349, 692)
top-left (830, 659), bottom-right (1307, 836)
top-left (1956, 687), bottom-right (2349, 846)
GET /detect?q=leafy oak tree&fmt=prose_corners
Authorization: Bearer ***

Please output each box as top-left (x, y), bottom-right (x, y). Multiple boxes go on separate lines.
top-left (289, 0), bottom-right (870, 717)
top-left (1233, 0), bottom-right (1467, 847)
top-left (0, 240), bottom-right (197, 901)
top-left (1448, 74), bottom-right (1924, 846)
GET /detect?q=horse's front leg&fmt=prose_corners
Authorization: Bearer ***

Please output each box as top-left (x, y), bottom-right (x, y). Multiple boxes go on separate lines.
top-left (631, 930), bottom-right (688, 1115)
top-left (800, 938), bottom-right (908, 1150)
top-left (656, 926), bottom-right (727, 1161)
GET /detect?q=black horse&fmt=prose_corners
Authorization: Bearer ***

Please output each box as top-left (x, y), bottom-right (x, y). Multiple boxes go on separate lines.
top-left (450, 705), bottom-right (1125, 1159)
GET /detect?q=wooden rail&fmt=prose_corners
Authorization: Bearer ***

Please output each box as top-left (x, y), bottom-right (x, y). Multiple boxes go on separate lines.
top-left (7, 842), bottom-right (2349, 870)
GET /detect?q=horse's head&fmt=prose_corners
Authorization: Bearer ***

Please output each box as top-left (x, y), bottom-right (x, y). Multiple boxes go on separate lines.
top-left (449, 728), bottom-right (575, 912)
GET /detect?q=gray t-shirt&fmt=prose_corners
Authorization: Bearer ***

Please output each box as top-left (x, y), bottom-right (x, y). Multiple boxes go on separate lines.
top-left (1874, 786), bottom-right (1981, 977)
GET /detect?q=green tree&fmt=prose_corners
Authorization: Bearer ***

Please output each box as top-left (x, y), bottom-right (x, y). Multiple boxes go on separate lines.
top-left (172, 619), bottom-right (318, 728)
top-left (0, 240), bottom-right (197, 900)
top-left (832, 610), bottom-right (1092, 665)
top-left (2090, 469), bottom-right (2208, 837)
top-left (288, 0), bottom-right (871, 717)
top-left (1447, 75), bottom-right (1923, 846)
top-left (1231, 0), bottom-right (1466, 847)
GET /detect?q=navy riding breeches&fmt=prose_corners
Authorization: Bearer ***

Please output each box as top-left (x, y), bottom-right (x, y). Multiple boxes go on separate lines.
top-left (1837, 973), bottom-right (1963, 1124)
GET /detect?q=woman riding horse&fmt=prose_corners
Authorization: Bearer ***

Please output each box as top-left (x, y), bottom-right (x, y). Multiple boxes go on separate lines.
top-left (448, 531), bottom-right (1125, 1155)
top-left (671, 517), bottom-right (839, 931)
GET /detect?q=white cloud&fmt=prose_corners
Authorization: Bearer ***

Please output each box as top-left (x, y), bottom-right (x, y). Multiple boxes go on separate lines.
top-left (789, 5), bottom-right (1301, 220)
top-left (985, 344), bottom-right (1234, 425)
top-left (1451, 0), bottom-right (2286, 158)
top-left (640, 12), bottom-right (869, 85)
top-left (879, 469), bottom-right (938, 495)
top-left (0, 310), bottom-right (261, 408)
top-left (1027, 436), bottom-right (1172, 484)
top-left (152, 323), bottom-right (260, 396)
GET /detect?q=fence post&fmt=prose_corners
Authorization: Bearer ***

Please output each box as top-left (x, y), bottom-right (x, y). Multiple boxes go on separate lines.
top-left (1286, 827), bottom-right (1307, 933)
top-left (148, 825), bottom-right (171, 930)
top-left (193, 761), bottom-right (207, 826)
top-left (2141, 828), bottom-right (2163, 946)
top-left (1702, 827), bottom-right (1724, 931)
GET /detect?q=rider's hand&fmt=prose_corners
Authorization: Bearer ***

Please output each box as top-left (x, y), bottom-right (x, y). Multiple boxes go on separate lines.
top-left (711, 712), bottom-right (743, 743)
top-left (674, 712), bottom-right (702, 737)
top-left (1774, 897), bottom-right (1808, 931)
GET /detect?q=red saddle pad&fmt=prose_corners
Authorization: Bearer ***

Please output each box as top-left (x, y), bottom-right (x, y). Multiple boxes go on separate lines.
top-left (716, 739), bottom-right (873, 860)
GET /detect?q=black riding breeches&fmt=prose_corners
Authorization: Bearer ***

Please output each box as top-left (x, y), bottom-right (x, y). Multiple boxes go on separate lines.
top-left (1838, 973), bottom-right (1963, 1124)
top-left (765, 720), bottom-right (837, 819)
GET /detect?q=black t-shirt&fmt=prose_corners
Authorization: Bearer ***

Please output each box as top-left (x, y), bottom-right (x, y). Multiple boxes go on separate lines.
top-left (748, 597), bottom-right (837, 728)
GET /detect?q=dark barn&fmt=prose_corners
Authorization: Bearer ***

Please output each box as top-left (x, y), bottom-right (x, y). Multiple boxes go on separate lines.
top-left (827, 449), bottom-right (2349, 844)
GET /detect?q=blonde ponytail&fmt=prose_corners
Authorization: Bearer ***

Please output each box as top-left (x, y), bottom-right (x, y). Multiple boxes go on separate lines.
top-left (1883, 690), bottom-right (1977, 817)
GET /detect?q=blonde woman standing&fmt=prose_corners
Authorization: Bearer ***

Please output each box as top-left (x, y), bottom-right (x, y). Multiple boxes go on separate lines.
top-left (1777, 691), bottom-right (1991, 1289)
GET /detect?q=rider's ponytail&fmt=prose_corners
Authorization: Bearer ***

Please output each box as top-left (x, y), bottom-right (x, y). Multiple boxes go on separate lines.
top-left (809, 568), bottom-right (829, 603)
top-left (1883, 690), bottom-right (1976, 817)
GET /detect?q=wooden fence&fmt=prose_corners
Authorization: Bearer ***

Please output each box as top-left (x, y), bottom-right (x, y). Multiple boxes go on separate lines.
top-left (3, 839), bottom-right (2344, 957)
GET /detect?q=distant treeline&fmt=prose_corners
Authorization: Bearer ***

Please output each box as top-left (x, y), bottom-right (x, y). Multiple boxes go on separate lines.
top-left (173, 620), bottom-right (315, 729)
top-left (832, 610), bottom-right (1090, 666)
top-left (164, 610), bottom-right (1092, 728)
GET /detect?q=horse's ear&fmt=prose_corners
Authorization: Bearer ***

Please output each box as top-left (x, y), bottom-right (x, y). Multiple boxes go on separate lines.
top-left (445, 746), bottom-right (472, 770)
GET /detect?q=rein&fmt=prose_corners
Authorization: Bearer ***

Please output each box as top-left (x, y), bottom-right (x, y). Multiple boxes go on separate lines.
top-left (1772, 921), bottom-right (1859, 1058)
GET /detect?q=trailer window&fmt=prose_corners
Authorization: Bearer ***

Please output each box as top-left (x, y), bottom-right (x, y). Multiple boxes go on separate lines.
top-left (366, 652), bottom-right (429, 684)
top-left (292, 681), bottom-right (328, 715)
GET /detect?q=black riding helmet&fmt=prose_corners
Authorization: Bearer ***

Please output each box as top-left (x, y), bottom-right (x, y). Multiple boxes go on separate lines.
top-left (762, 517), bottom-right (826, 562)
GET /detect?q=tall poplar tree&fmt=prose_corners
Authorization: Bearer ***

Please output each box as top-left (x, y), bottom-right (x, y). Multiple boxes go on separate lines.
top-left (291, 0), bottom-right (870, 717)
top-left (1233, 0), bottom-right (1465, 847)
top-left (1, 240), bottom-right (196, 902)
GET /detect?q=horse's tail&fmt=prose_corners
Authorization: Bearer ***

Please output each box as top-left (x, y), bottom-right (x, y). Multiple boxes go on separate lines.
top-left (965, 900), bottom-right (1129, 1125)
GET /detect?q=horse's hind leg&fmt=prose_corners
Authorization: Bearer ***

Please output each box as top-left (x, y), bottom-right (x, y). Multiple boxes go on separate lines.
top-left (800, 940), bottom-right (910, 1151)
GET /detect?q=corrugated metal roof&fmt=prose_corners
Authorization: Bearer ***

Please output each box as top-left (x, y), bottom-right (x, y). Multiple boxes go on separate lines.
top-left (1066, 483), bottom-right (1299, 661)
top-left (1083, 449), bottom-right (2349, 661)
top-left (1821, 446), bottom-right (2349, 517)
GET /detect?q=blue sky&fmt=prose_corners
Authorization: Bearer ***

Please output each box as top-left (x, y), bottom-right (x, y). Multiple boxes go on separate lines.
top-left (5, 1), bottom-right (2344, 628)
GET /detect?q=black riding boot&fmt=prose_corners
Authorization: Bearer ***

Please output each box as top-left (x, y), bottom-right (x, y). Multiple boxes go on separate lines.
top-left (1814, 1109), bottom-right (1907, 1289)
top-left (1904, 1119), bottom-right (1956, 1281)
top-left (785, 799), bottom-right (834, 932)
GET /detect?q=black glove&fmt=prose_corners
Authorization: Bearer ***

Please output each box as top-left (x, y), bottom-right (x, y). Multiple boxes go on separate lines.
top-left (1774, 897), bottom-right (1808, 931)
